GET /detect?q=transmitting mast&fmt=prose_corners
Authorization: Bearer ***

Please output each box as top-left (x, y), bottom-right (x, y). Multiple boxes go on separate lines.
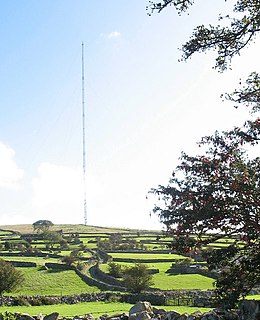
top-left (82, 42), bottom-right (87, 226)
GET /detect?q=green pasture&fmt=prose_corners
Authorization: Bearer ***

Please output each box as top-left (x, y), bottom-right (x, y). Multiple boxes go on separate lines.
top-left (144, 243), bottom-right (169, 250)
top-left (10, 267), bottom-right (99, 296)
top-left (0, 230), bottom-right (14, 235)
top-left (0, 302), bottom-right (213, 317)
top-left (109, 253), bottom-right (186, 260)
top-left (99, 262), bottom-right (214, 290)
top-left (77, 233), bottom-right (110, 238)
top-left (0, 256), bottom-right (60, 265)
top-left (152, 273), bottom-right (214, 290)
top-left (246, 295), bottom-right (260, 300)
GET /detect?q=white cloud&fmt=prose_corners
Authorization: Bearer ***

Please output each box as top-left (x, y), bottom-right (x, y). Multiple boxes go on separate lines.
top-left (100, 31), bottom-right (121, 40)
top-left (108, 31), bottom-right (121, 39)
top-left (0, 142), bottom-right (24, 189)
top-left (32, 162), bottom-right (84, 223)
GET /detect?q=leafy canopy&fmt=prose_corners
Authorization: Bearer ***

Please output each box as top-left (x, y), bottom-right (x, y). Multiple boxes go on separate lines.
top-left (32, 220), bottom-right (53, 233)
top-left (0, 259), bottom-right (24, 295)
top-left (122, 263), bottom-right (154, 293)
top-left (148, 0), bottom-right (260, 309)
top-left (147, 0), bottom-right (260, 71)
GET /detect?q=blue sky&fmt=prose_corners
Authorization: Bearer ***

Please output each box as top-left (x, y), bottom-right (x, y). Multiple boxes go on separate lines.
top-left (0, 1), bottom-right (259, 229)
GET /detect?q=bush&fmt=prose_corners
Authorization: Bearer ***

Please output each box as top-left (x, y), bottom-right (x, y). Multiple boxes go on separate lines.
top-left (108, 262), bottom-right (123, 278)
top-left (122, 263), bottom-right (154, 293)
top-left (0, 312), bottom-right (16, 320)
top-left (0, 259), bottom-right (24, 295)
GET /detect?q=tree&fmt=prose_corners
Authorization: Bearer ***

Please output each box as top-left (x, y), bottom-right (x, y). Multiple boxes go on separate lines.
top-left (122, 263), bottom-right (154, 293)
top-left (151, 96), bottom-right (259, 308)
top-left (147, 0), bottom-right (260, 309)
top-left (108, 262), bottom-right (123, 278)
top-left (42, 231), bottom-right (63, 249)
top-left (33, 220), bottom-right (53, 233)
top-left (147, 0), bottom-right (260, 71)
top-left (0, 259), bottom-right (24, 295)
top-left (62, 249), bottom-right (83, 266)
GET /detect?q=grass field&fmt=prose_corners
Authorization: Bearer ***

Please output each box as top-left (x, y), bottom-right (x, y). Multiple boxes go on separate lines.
top-left (10, 267), bottom-right (99, 296)
top-left (0, 224), bottom-right (151, 235)
top-left (99, 262), bottom-right (214, 290)
top-left (1, 256), bottom-right (61, 265)
top-left (246, 295), bottom-right (260, 300)
top-left (0, 302), bottom-right (213, 317)
top-left (109, 253), bottom-right (186, 260)
top-left (152, 273), bottom-right (214, 290)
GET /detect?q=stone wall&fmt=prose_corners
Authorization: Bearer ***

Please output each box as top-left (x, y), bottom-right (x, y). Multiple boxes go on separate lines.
top-left (121, 290), bottom-right (216, 308)
top-left (166, 264), bottom-right (218, 279)
top-left (86, 265), bottom-right (127, 292)
top-left (97, 249), bottom-right (112, 263)
top-left (92, 264), bottom-right (124, 287)
top-left (45, 263), bottom-right (75, 270)
top-left (112, 258), bottom-right (182, 263)
top-left (0, 252), bottom-right (62, 258)
top-left (7, 261), bottom-right (37, 267)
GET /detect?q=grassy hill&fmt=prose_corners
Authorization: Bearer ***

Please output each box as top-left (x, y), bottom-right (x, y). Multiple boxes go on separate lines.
top-left (0, 224), bottom-right (158, 235)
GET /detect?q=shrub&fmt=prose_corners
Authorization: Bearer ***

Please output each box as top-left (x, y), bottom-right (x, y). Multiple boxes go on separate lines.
top-left (0, 312), bottom-right (16, 320)
top-left (108, 262), bottom-right (123, 278)
top-left (122, 263), bottom-right (154, 293)
top-left (0, 259), bottom-right (24, 295)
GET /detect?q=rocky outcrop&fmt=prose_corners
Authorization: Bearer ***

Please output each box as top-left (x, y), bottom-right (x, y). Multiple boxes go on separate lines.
top-left (109, 301), bottom-right (259, 320)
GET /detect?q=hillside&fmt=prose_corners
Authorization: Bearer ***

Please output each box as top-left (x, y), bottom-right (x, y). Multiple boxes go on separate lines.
top-left (0, 224), bottom-right (160, 234)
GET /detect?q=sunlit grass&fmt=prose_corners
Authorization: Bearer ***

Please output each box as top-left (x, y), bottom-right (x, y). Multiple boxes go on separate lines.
top-left (245, 295), bottom-right (260, 300)
top-left (110, 253), bottom-right (186, 260)
top-left (99, 262), bottom-right (214, 290)
top-left (152, 273), bottom-right (214, 290)
top-left (9, 267), bottom-right (99, 296)
top-left (0, 302), bottom-right (213, 317)
top-left (1, 256), bottom-right (60, 265)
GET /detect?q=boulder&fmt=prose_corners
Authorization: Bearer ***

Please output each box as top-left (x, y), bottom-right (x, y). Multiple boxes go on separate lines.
top-left (129, 311), bottom-right (152, 320)
top-left (187, 311), bottom-right (203, 320)
top-left (16, 314), bottom-right (35, 320)
top-left (81, 314), bottom-right (95, 320)
top-left (129, 302), bottom-right (153, 316)
top-left (165, 311), bottom-right (181, 320)
top-left (177, 313), bottom-right (189, 320)
top-left (43, 313), bottom-right (59, 320)
top-left (152, 307), bottom-right (166, 315)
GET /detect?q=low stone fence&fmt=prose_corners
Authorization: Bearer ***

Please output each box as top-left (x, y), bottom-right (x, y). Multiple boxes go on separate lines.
top-left (106, 250), bottom-right (170, 254)
top-left (97, 249), bottom-right (112, 263)
top-left (0, 290), bottom-right (216, 308)
top-left (0, 293), bottom-right (112, 307)
top-left (92, 264), bottom-right (124, 287)
top-left (45, 263), bottom-right (75, 270)
top-left (87, 265), bottom-right (127, 292)
top-left (121, 290), bottom-right (216, 308)
top-left (0, 252), bottom-right (62, 258)
top-left (112, 258), bottom-right (181, 263)
top-left (166, 263), bottom-right (218, 279)
top-left (7, 261), bottom-right (37, 267)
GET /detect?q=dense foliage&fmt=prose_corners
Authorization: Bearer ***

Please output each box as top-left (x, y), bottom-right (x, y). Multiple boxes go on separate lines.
top-left (147, 0), bottom-right (260, 71)
top-left (33, 220), bottom-right (53, 233)
top-left (122, 263), bottom-right (154, 293)
top-left (0, 259), bottom-right (24, 295)
top-left (151, 115), bottom-right (259, 307)
top-left (148, 0), bottom-right (260, 309)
